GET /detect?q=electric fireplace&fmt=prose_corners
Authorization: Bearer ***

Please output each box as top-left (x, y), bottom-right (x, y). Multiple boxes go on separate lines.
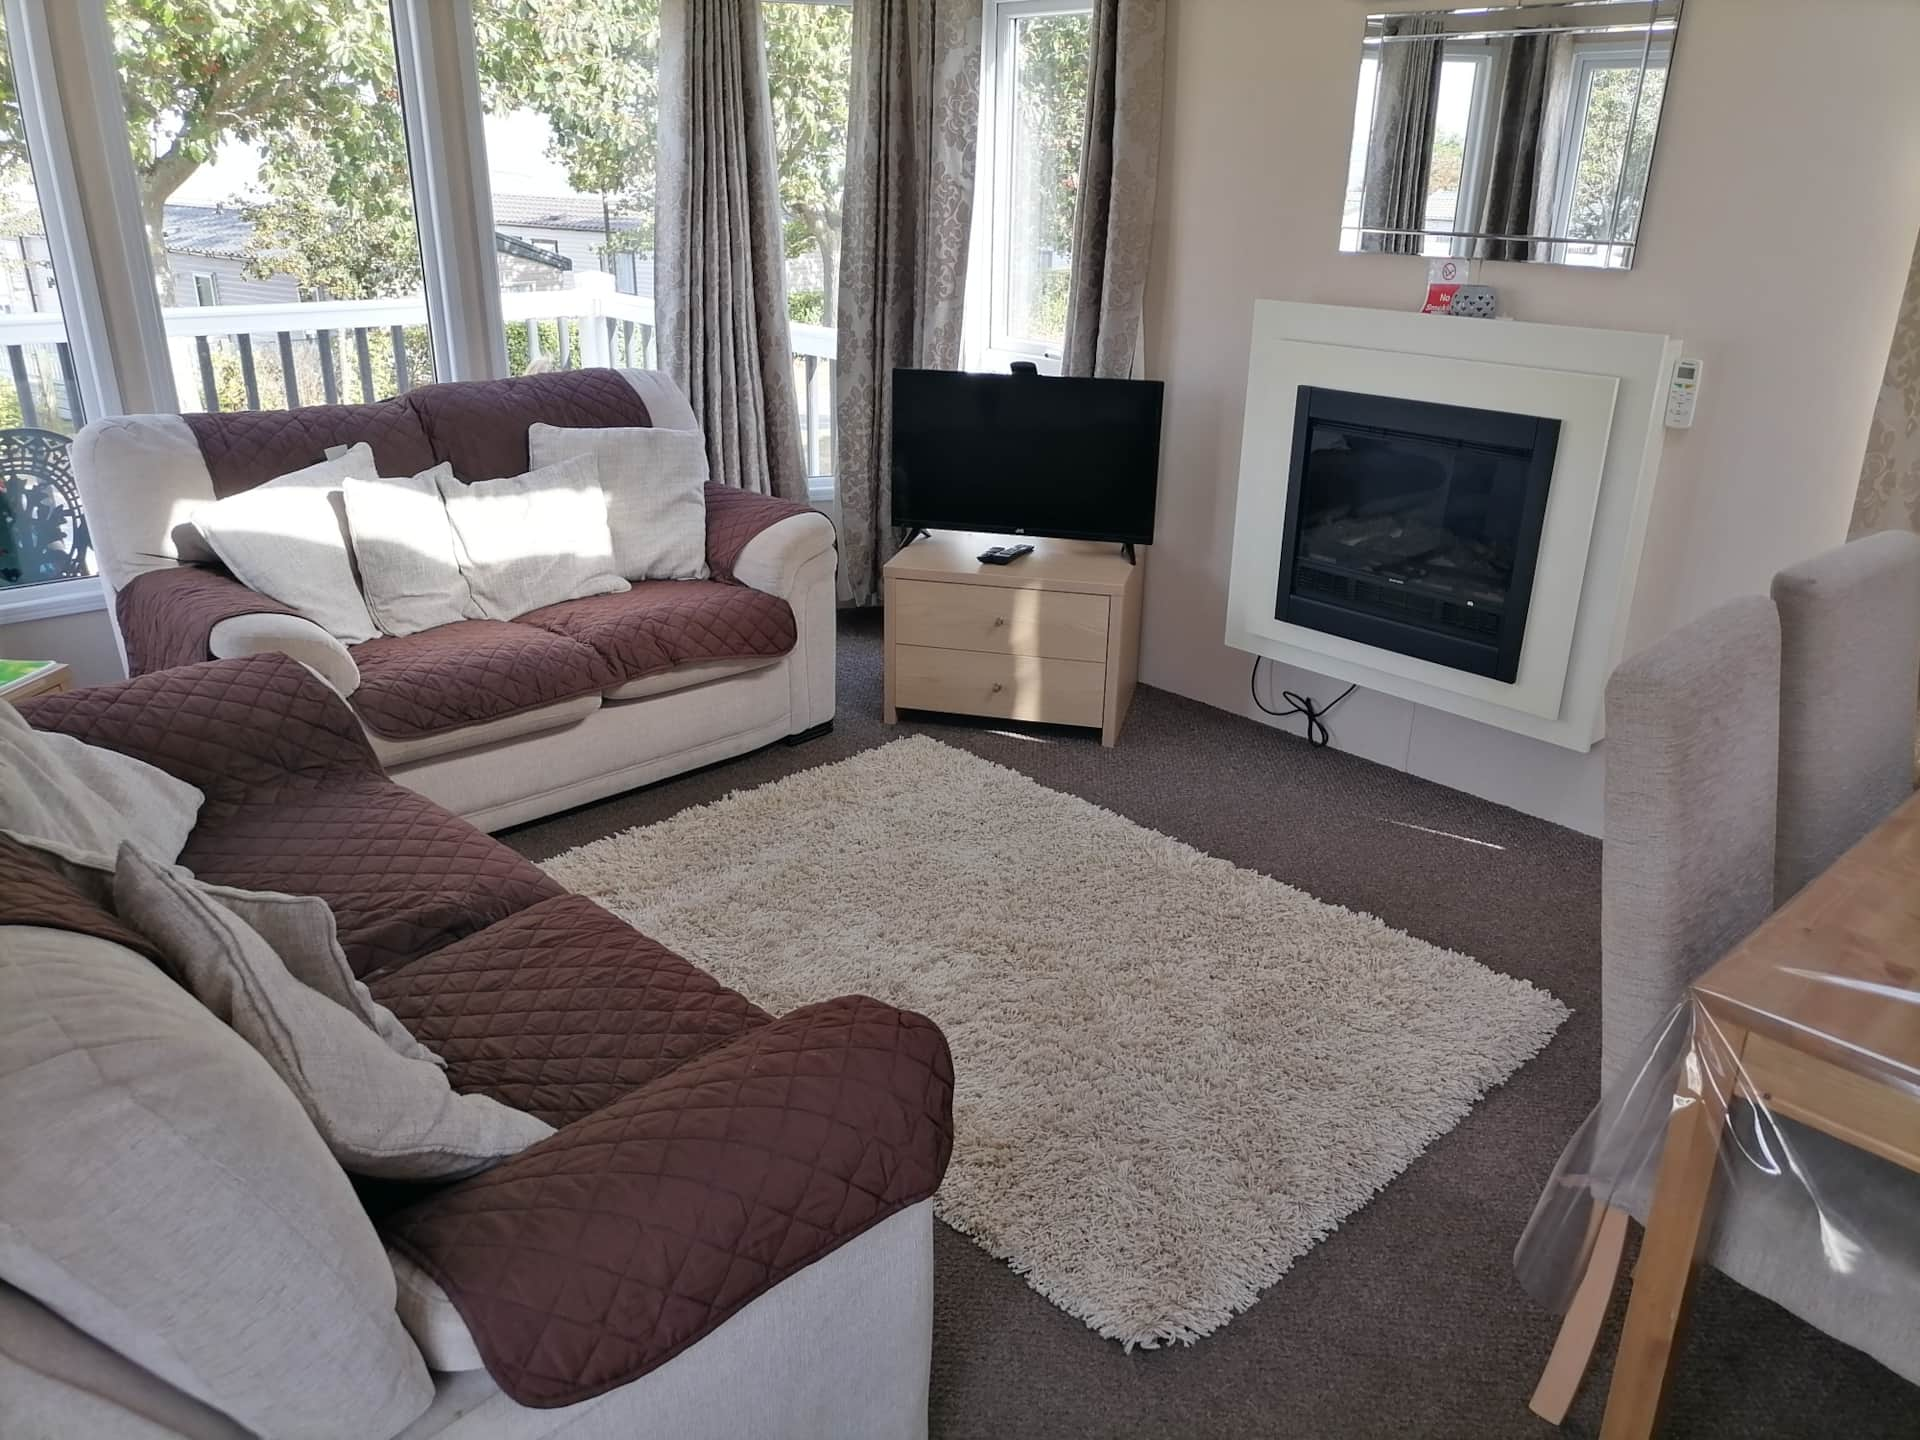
top-left (1274, 386), bottom-right (1561, 684)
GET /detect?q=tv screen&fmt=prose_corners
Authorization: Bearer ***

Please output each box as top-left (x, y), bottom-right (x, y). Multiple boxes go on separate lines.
top-left (890, 369), bottom-right (1164, 545)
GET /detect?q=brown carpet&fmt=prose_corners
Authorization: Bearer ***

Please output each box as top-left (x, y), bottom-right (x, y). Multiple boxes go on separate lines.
top-left (505, 611), bottom-right (1915, 1439)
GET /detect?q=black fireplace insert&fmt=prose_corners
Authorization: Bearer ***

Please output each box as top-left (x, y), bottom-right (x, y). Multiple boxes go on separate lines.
top-left (1274, 386), bottom-right (1560, 684)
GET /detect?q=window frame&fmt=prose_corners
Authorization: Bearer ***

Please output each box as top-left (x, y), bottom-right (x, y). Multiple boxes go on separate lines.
top-left (1423, 43), bottom-right (1496, 259)
top-left (1545, 35), bottom-right (1672, 267)
top-left (971, 0), bottom-right (1093, 375)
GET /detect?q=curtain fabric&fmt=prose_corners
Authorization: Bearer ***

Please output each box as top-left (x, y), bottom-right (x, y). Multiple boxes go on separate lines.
top-left (833, 0), bottom-right (983, 606)
top-left (1852, 233), bottom-right (1920, 536)
top-left (1061, 0), bottom-right (1165, 379)
top-left (658, 0), bottom-right (808, 501)
top-left (1359, 17), bottom-right (1444, 256)
top-left (1473, 34), bottom-right (1551, 263)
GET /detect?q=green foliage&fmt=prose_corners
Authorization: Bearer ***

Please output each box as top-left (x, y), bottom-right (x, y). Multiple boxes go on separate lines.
top-left (1029, 270), bottom-right (1070, 342)
top-left (1012, 13), bottom-right (1090, 258)
top-left (763, 3), bottom-right (852, 318)
top-left (1428, 131), bottom-right (1465, 194)
top-left (787, 288), bottom-right (824, 326)
top-left (505, 318), bottom-right (582, 377)
top-left (102, 0), bottom-right (414, 299)
top-left (241, 132), bottom-right (425, 300)
top-left (1567, 64), bottom-right (1667, 246)
top-left (473, 0), bottom-right (662, 249)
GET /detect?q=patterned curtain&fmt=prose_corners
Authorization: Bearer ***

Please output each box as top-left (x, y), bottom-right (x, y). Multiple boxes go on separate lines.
top-left (1359, 16), bottom-right (1444, 256)
top-left (1471, 34), bottom-right (1551, 264)
top-left (1061, 0), bottom-right (1165, 379)
top-left (832, 0), bottom-right (983, 607)
top-left (658, 0), bottom-right (809, 500)
top-left (1852, 232), bottom-right (1920, 536)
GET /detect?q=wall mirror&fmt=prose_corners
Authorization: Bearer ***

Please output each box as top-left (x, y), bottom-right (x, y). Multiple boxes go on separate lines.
top-left (1340, 1), bottom-right (1682, 268)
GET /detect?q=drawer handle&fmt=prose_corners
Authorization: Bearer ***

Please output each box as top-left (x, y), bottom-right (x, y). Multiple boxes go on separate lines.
top-left (991, 682), bottom-right (1004, 693)
top-left (993, 616), bottom-right (1006, 628)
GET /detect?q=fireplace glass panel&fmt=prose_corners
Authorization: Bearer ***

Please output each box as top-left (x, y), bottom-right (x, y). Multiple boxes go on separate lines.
top-left (1276, 387), bottom-right (1559, 683)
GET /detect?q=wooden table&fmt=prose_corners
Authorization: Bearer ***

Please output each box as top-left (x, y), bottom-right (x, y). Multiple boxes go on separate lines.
top-left (1600, 790), bottom-right (1920, 1438)
top-left (0, 661), bottom-right (72, 704)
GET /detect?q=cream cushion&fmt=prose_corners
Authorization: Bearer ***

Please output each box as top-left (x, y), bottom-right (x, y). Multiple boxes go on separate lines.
top-left (201, 880), bottom-right (447, 1070)
top-left (114, 845), bottom-right (554, 1179)
top-left (0, 702), bottom-right (203, 871)
top-left (527, 423), bottom-right (711, 581)
top-left (345, 463), bottom-right (484, 637)
top-left (0, 924), bottom-right (434, 1440)
top-left (190, 444), bottom-right (382, 643)
top-left (438, 454), bottom-right (629, 619)
top-left (388, 1249), bottom-right (485, 1372)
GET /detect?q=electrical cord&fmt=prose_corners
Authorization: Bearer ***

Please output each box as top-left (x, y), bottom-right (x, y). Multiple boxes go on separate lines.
top-left (1250, 656), bottom-right (1357, 749)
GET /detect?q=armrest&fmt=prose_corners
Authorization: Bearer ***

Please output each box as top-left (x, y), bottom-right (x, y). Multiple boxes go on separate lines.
top-left (383, 995), bottom-right (953, 1407)
top-left (115, 565), bottom-right (299, 677)
top-left (209, 612), bottom-right (360, 698)
top-left (19, 653), bottom-right (384, 798)
top-left (704, 482), bottom-right (821, 583)
top-left (729, 510), bottom-right (837, 600)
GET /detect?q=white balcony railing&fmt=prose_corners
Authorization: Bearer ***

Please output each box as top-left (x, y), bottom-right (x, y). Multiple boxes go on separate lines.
top-left (0, 286), bottom-right (839, 481)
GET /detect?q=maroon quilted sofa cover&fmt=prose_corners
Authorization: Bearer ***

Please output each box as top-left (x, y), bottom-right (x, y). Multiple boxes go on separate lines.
top-left (20, 657), bottom-right (954, 1406)
top-left (114, 369), bottom-right (816, 740)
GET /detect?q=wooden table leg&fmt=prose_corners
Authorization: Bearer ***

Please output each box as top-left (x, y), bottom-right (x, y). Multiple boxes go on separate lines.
top-left (1600, 1019), bottom-right (1748, 1440)
top-left (1530, 1203), bottom-right (1630, 1424)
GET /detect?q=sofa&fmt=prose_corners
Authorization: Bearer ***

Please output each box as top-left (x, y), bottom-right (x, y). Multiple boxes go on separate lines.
top-left (72, 368), bottom-right (837, 832)
top-left (1, 654), bottom-right (954, 1440)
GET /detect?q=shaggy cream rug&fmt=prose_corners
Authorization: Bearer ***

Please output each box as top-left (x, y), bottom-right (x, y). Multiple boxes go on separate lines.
top-left (544, 736), bottom-right (1569, 1349)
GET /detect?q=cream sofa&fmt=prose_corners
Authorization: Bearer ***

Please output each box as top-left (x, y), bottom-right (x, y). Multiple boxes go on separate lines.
top-left (72, 369), bottom-right (836, 831)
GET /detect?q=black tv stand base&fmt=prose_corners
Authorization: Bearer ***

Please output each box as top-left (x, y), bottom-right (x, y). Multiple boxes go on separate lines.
top-left (902, 527), bottom-right (931, 545)
top-left (1120, 543), bottom-right (1136, 565)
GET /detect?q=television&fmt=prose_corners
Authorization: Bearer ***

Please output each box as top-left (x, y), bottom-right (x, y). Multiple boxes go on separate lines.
top-left (890, 368), bottom-right (1164, 545)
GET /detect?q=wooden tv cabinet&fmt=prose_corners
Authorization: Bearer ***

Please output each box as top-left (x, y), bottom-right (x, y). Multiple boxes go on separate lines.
top-left (882, 532), bottom-right (1144, 746)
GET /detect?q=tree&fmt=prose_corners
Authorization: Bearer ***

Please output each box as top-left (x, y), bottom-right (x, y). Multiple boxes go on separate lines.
top-left (1005, 12), bottom-right (1090, 339)
top-left (1567, 64), bottom-right (1668, 247)
top-left (763, 2), bottom-right (851, 325)
top-left (472, 0), bottom-right (663, 258)
top-left (100, 1), bottom-right (406, 300)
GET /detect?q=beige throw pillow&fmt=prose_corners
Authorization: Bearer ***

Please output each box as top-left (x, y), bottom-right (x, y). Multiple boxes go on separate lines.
top-left (201, 880), bottom-right (447, 1070)
top-left (437, 454), bottom-right (628, 619)
top-left (0, 925), bottom-right (434, 1439)
top-left (114, 844), bottom-right (553, 1179)
top-left (190, 444), bottom-right (382, 643)
top-left (344, 463), bottom-right (483, 637)
top-left (528, 423), bottom-right (711, 581)
top-left (0, 701), bottom-right (203, 873)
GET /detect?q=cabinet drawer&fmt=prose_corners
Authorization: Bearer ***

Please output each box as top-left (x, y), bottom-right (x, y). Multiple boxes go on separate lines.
top-left (890, 579), bottom-right (1109, 662)
top-left (894, 645), bottom-right (1106, 729)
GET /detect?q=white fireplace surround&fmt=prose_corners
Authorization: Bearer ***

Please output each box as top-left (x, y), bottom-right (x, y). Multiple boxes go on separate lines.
top-left (1226, 302), bottom-right (1682, 752)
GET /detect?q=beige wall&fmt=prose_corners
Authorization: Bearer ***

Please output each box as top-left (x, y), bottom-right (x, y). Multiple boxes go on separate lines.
top-left (1141, 0), bottom-right (1920, 831)
top-left (2, 606), bottom-right (123, 688)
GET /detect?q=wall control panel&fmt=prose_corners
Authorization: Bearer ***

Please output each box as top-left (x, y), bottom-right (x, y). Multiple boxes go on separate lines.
top-left (1665, 356), bottom-right (1702, 429)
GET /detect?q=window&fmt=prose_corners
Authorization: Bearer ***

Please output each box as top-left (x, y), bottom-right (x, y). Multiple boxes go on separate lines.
top-left (472, 0), bottom-right (660, 379)
top-left (1420, 50), bottom-right (1493, 257)
top-left (975, 0), bottom-right (1093, 370)
top-left (109, 0), bottom-right (437, 413)
top-left (0, 8), bottom-right (89, 596)
top-left (764, 0), bottom-right (853, 492)
top-left (1547, 39), bottom-right (1671, 267)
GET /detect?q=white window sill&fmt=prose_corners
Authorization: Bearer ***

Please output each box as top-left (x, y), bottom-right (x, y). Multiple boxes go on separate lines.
top-left (0, 576), bottom-right (108, 625)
